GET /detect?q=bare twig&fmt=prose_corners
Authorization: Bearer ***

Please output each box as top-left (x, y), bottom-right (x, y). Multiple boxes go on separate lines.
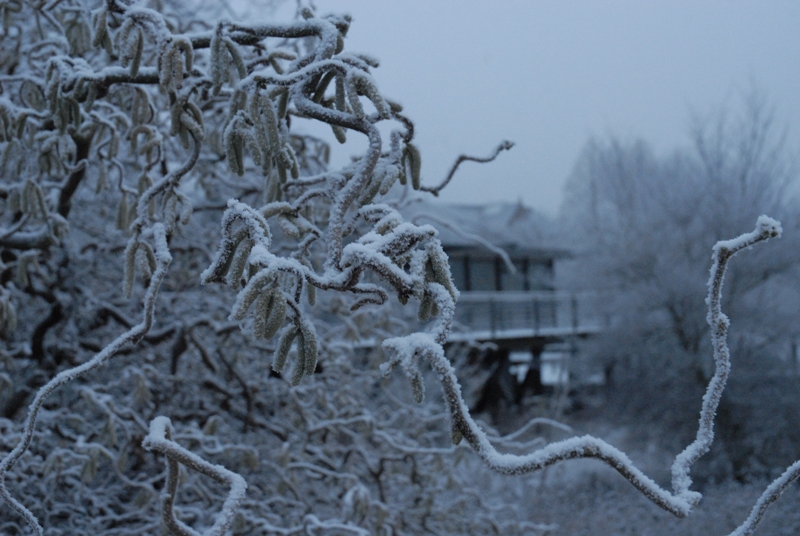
top-left (420, 140), bottom-right (514, 196)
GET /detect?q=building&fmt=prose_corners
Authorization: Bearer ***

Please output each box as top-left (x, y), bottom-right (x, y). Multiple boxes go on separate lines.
top-left (402, 199), bottom-right (602, 418)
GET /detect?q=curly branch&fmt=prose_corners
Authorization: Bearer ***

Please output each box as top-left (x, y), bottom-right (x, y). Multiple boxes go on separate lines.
top-left (384, 216), bottom-right (789, 533)
top-left (0, 224), bottom-right (172, 534)
top-left (142, 416), bottom-right (247, 536)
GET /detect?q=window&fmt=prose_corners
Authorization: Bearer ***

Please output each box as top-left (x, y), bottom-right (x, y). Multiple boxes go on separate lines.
top-left (448, 255), bottom-right (467, 291)
top-left (469, 258), bottom-right (496, 291)
top-left (499, 258), bottom-right (526, 291)
top-left (527, 260), bottom-right (554, 291)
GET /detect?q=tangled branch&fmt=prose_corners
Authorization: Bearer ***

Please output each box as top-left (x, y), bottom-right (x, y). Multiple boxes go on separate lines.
top-left (382, 216), bottom-right (795, 535)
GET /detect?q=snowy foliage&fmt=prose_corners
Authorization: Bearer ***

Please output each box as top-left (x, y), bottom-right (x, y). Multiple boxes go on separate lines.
top-left (1, 0), bottom-right (799, 535)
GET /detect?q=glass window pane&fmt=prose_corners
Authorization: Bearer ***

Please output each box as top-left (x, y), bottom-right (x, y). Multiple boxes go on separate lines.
top-left (528, 261), bottom-right (554, 290)
top-left (500, 259), bottom-right (526, 291)
top-left (469, 258), bottom-right (496, 291)
top-left (448, 256), bottom-right (466, 292)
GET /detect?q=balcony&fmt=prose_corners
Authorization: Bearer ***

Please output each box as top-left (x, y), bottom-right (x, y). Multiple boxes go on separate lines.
top-left (448, 290), bottom-right (603, 343)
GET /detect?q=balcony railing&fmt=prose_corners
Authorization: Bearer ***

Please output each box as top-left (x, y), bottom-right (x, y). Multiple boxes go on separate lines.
top-left (449, 291), bottom-right (603, 342)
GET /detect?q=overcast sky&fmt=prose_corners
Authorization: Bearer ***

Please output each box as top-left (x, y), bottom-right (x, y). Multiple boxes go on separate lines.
top-left (272, 1), bottom-right (800, 216)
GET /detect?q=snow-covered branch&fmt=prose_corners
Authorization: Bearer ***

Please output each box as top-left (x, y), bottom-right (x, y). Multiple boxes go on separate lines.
top-left (382, 216), bottom-right (796, 534)
top-left (1, 0), bottom-right (798, 534)
top-left (142, 416), bottom-right (247, 536)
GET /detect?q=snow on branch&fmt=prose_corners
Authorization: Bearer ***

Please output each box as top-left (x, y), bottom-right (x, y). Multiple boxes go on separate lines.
top-left (382, 216), bottom-right (797, 534)
top-left (1, 0), bottom-right (795, 533)
top-left (142, 416), bottom-right (247, 536)
top-left (0, 224), bottom-right (173, 535)
top-left (671, 215), bottom-right (782, 496)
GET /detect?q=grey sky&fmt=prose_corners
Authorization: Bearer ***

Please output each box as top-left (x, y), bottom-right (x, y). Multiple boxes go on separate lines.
top-left (279, 1), bottom-right (800, 216)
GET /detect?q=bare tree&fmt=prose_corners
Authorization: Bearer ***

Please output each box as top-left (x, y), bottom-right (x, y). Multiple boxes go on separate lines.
top-left (561, 93), bottom-right (800, 482)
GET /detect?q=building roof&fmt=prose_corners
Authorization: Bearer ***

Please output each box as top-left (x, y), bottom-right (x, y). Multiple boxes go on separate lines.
top-left (401, 198), bottom-right (570, 260)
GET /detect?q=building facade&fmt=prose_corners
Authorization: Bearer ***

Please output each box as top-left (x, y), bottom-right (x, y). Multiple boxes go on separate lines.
top-left (403, 199), bottom-right (601, 419)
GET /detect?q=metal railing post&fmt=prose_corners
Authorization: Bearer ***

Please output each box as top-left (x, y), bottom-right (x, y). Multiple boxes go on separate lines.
top-left (571, 294), bottom-right (579, 333)
top-left (489, 298), bottom-right (497, 338)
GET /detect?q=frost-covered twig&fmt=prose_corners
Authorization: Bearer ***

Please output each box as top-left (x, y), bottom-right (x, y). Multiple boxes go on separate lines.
top-left (383, 216), bottom-right (787, 530)
top-left (141, 416), bottom-right (247, 536)
top-left (0, 224), bottom-right (173, 535)
top-left (671, 215), bottom-right (782, 496)
top-left (4, 1), bottom-right (792, 533)
top-left (412, 211), bottom-right (517, 273)
top-left (384, 333), bottom-right (697, 516)
top-left (420, 140), bottom-right (514, 196)
top-left (730, 459), bottom-right (800, 536)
